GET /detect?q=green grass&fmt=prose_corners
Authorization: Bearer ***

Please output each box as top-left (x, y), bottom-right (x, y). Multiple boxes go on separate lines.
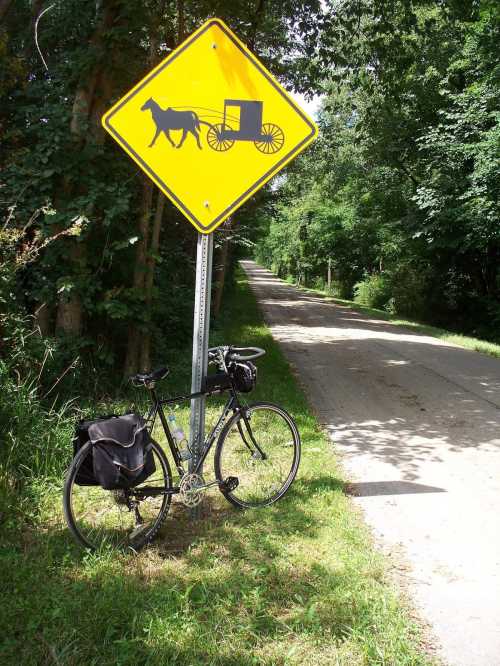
top-left (301, 286), bottom-right (500, 360)
top-left (0, 270), bottom-right (434, 665)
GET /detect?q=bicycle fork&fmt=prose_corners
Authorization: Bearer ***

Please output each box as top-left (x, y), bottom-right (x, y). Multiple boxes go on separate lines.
top-left (237, 413), bottom-right (267, 460)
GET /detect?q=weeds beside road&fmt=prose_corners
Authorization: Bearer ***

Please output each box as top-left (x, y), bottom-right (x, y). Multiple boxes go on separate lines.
top-left (0, 270), bottom-right (434, 665)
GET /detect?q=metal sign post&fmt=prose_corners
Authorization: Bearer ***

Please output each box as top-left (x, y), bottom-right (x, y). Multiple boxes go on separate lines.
top-left (188, 232), bottom-right (214, 516)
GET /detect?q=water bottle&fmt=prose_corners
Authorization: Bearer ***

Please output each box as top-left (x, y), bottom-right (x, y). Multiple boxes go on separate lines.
top-left (168, 413), bottom-right (191, 460)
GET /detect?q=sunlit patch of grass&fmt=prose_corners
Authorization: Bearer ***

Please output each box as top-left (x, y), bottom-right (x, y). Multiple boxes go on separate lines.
top-left (0, 269), bottom-right (435, 665)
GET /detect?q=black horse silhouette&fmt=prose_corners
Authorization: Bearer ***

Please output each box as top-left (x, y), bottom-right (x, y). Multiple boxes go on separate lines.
top-left (141, 98), bottom-right (210, 149)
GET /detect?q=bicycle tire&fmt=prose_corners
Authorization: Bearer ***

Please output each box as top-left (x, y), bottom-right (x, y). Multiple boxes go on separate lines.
top-left (214, 401), bottom-right (301, 509)
top-left (63, 439), bottom-right (172, 551)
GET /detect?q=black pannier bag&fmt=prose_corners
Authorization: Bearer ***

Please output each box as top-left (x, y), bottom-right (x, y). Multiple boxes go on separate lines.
top-left (73, 414), bottom-right (155, 490)
top-left (73, 415), bottom-right (118, 486)
top-left (230, 361), bottom-right (257, 393)
top-left (204, 371), bottom-right (233, 393)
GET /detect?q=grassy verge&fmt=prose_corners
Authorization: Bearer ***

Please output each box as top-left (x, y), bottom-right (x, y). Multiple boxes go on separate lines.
top-left (0, 269), bottom-right (434, 665)
top-left (300, 286), bottom-right (500, 360)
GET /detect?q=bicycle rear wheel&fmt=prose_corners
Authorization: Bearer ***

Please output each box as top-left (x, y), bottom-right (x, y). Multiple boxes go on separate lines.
top-left (215, 401), bottom-right (300, 508)
top-left (63, 439), bottom-right (172, 551)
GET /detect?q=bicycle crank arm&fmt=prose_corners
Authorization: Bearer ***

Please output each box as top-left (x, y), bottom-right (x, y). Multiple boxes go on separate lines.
top-left (133, 486), bottom-right (180, 499)
top-left (182, 477), bottom-right (239, 494)
top-left (190, 479), bottom-right (220, 493)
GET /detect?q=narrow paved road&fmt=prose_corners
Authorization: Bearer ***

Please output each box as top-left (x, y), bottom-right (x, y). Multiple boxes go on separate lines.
top-left (242, 261), bottom-right (500, 666)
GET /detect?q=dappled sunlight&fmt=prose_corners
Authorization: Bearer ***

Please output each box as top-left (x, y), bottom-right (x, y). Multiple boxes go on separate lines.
top-left (242, 260), bottom-right (500, 503)
top-left (2, 265), bottom-right (439, 666)
top-left (335, 420), bottom-right (447, 481)
top-left (254, 315), bottom-right (489, 350)
top-left (242, 260), bottom-right (500, 666)
top-left (3, 466), bottom-right (400, 665)
top-left (385, 359), bottom-right (411, 366)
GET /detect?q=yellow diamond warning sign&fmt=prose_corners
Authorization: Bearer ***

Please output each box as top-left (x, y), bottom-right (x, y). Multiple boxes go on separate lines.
top-left (102, 19), bottom-right (318, 234)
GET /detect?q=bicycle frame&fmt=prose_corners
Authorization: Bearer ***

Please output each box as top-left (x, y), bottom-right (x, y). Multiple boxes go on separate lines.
top-left (145, 385), bottom-right (242, 480)
top-left (132, 372), bottom-right (267, 501)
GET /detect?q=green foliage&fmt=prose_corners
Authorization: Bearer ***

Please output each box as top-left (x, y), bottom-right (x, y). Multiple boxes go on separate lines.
top-left (0, 360), bottom-right (74, 523)
top-left (353, 266), bottom-right (429, 319)
top-left (353, 274), bottom-right (392, 310)
top-left (0, 0), bottom-right (334, 392)
top-left (389, 264), bottom-right (429, 319)
top-left (255, 1), bottom-right (500, 341)
top-left (0, 0), bottom-right (345, 528)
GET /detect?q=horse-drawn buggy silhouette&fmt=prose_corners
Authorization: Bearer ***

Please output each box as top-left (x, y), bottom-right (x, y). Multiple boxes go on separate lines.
top-left (141, 97), bottom-right (285, 153)
top-left (206, 99), bottom-right (285, 154)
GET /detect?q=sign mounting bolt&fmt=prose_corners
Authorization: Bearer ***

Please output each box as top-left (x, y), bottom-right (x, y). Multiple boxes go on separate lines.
top-left (211, 43), bottom-right (217, 49)
top-left (204, 200), bottom-right (210, 208)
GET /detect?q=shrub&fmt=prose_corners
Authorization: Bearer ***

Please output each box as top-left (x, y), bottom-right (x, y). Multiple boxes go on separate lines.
top-left (312, 276), bottom-right (326, 291)
top-left (390, 265), bottom-right (429, 320)
top-left (0, 362), bottom-right (74, 523)
top-left (353, 273), bottom-right (392, 309)
top-left (330, 279), bottom-right (353, 299)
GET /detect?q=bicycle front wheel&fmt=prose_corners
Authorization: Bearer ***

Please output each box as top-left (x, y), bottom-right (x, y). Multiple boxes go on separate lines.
top-left (63, 439), bottom-right (172, 551)
top-left (215, 401), bottom-right (301, 509)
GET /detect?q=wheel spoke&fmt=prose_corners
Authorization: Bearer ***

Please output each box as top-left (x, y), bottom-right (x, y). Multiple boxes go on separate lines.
top-left (64, 441), bottom-right (171, 551)
top-left (254, 124), bottom-right (284, 154)
top-left (207, 124), bottom-right (234, 152)
top-left (216, 403), bottom-right (300, 508)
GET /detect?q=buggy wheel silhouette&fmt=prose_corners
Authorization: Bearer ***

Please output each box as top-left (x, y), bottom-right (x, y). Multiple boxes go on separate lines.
top-left (254, 123), bottom-right (284, 154)
top-left (207, 123), bottom-right (235, 152)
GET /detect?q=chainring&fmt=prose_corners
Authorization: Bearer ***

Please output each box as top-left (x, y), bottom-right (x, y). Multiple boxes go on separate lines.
top-left (179, 473), bottom-right (205, 508)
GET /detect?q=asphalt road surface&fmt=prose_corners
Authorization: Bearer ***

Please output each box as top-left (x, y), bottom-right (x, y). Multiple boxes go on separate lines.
top-left (242, 260), bottom-right (500, 666)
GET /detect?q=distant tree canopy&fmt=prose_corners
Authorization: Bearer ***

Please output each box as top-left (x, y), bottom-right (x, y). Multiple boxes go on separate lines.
top-left (256, 1), bottom-right (500, 340)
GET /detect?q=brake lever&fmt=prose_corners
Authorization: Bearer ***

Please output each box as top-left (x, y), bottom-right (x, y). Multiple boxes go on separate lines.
top-left (221, 346), bottom-right (230, 373)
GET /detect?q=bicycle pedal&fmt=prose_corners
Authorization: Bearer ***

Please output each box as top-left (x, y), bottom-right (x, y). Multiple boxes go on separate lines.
top-left (221, 476), bottom-right (239, 492)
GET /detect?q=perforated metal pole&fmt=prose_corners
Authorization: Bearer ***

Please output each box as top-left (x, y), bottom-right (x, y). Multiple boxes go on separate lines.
top-left (188, 232), bottom-right (213, 517)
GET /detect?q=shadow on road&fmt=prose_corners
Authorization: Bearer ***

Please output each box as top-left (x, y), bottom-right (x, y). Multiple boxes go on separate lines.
top-left (345, 480), bottom-right (446, 497)
top-left (243, 262), bottom-right (500, 483)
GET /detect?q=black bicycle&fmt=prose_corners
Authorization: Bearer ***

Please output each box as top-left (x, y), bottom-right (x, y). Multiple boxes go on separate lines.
top-left (63, 345), bottom-right (301, 551)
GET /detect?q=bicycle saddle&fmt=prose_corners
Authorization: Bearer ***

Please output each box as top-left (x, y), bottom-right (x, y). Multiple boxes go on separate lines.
top-left (131, 367), bottom-right (169, 385)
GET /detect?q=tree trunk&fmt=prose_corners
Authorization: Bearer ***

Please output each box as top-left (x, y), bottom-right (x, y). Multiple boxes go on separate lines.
top-left (123, 179), bottom-right (154, 377)
top-left (213, 218), bottom-right (233, 317)
top-left (177, 0), bottom-right (185, 43)
top-left (23, 0), bottom-right (45, 61)
top-left (87, 66), bottom-right (112, 145)
top-left (69, 1), bottom-right (117, 141)
top-left (249, 0), bottom-right (265, 50)
top-left (56, 242), bottom-right (85, 335)
top-left (56, 293), bottom-right (83, 335)
top-left (0, 0), bottom-right (13, 22)
top-left (55, 0), bottom-right (117, 335)
top-left (140, 191), bottom-right (165, 371)
top-left (123, 23), bottom-right (164, 376)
